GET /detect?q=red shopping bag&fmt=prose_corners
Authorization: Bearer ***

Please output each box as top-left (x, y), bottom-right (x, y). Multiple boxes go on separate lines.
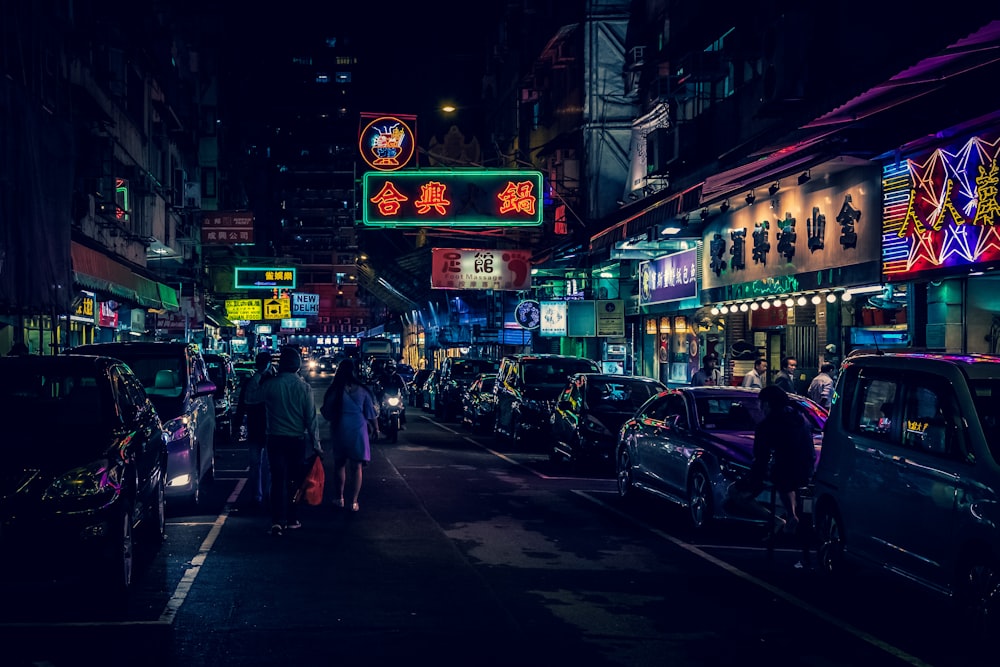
top-left (295, 456), bottom-right (325, 506)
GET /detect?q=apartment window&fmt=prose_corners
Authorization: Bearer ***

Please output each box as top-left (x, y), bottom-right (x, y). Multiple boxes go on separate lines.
top-left (202, 168), bottom-right (217, 198)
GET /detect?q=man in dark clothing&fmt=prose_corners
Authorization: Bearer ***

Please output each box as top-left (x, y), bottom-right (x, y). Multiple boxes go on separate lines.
top-left (745, 385), bottom-right (815, 534)
top-left (773, 356), bottom-right (797, 393)
top-left (690, 353), bottom-right (721, 386)
top-left (236, 351), bottom-right (275, 508)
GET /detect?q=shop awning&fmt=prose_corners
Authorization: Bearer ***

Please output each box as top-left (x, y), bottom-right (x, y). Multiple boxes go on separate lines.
top-left (205, 306), bottom-right (234, 328)
top-left (71, 242), bottom-right (179, 311)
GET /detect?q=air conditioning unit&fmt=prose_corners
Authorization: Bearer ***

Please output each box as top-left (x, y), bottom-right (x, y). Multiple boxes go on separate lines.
top-left (184, 182), bottom-right (201, 209)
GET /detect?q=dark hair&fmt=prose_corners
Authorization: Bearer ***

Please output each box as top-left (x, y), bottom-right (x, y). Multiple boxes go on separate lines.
top-left (781, 355), bottom-right (796, 368)
top-left (759, 384), bottom-right (788, 410)
top-left (254, 350), bottom-right (272, 370)
top-left (277, 345), bottom-right (301, 373)
top-left (754, 356), bottom-right (767, 367)
top-left (323, 358), bottom-right (360, 422)
top-left (820, 362), bottom-right (835, 374)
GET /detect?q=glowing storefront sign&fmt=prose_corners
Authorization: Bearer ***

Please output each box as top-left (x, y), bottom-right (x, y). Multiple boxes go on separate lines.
top-left (883, 133), bottom-right (1000, 280)
top-left (234, 267), bottom-right (297, 290)
top-left (358, 114), bottom-right (416, 171)
top-left (638, 248), bottom-right (698, 305)
top-left (363, 170), bottom-right (544, 227)
top-left (225, 299), bottom-right (263, 321)
top-left (430, 248), bottom-right (532, 290)
top-left (540, 301), bottom-right (567, 336)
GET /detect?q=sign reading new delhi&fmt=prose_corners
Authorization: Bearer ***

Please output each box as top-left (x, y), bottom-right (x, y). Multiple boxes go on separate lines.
top-left (362, 170), bottom-right (543, 227)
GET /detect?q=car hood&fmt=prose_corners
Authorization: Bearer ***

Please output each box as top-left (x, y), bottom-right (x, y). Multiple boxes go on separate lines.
top-left (0, 428), bottom-right (120, 496)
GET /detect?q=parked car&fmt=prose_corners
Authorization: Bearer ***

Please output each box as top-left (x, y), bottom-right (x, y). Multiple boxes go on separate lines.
top-left (551, 373), bottom-right (666, 470)
top-left (409, 368), bottom-right (432, 407)
top-left (616, 386), bottom-right (826, 530)
top-left (204, 352), bottom-right (239, 442)
top-left (66, 341), bottom-right (217, 506)
top-left (396, 363), bottom-right (416, 387)
top-left (461, 372), bottom-right (498, 432)
top-left (435, 357), bottom-right (500, 420)
top-left (0, 355), bottom-right (167, 594)
top-left (493, 354), bottom-right (601, 446)
top-left (420, 369), bottom-right (439, 412)
top-left (812, 351), bottom-right (1000, 631)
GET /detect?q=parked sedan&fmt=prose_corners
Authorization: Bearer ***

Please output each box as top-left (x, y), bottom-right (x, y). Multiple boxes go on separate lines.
top-left (0, 355), bottom-right (167, 595)
top-left (461, 373), bottom-right (498, 432)
top-left (616, 386), bottom-right (826, 530)
top-left (550, 373), bottom-right (666, 470)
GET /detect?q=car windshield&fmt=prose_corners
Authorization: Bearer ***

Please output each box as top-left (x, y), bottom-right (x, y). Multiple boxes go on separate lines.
top-left (0, 368), bottom-right (112, 430)
top-left (522, 359), bottom-right (598, 385)
top-left (204, 357), bottom-right (227, 387)
top-left (74, 349), bottom-right (187, 419)
top-left (479, 377), bottom-right (496, 392)
top-left (452, 360), bottom-right (499, 380)
top-left (970, 379), bottom-right (1000, 461)
top-left (586, 379), bottom-right (661, 412)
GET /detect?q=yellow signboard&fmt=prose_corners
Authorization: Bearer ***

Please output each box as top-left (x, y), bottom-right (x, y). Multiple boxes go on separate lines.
top-left (225, 299), bottom-right (263, 321)
top-left (263, 298), bottom-right (291, 320)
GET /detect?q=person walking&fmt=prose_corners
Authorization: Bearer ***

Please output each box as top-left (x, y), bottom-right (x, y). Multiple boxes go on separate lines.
top-left (235, 351), bottom-right (275, 510)
top-left (807, 362), bottom-right (836, 410)
top-left (741, 357), bottom-right (768, 389)
top-left (743, 385), bottom-right (816, 539)
top-left (248, 345), bottom-right (322, 535)
top-left (690, 353), bottom-right (721, 386)
top-left (773, 356), bottom-right (797, 393)
top-left (321, 357), bottom-right (377, 513)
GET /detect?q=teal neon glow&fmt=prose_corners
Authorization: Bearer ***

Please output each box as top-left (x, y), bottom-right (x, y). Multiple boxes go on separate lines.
top-left (234, 267), bottom-right (298, 290)
top-left (362, 170), bottom-right (544, 227)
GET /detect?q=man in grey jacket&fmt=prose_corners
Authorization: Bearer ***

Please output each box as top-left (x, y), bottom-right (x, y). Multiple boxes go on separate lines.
top-left (248, 345), bottom-right (323, 535)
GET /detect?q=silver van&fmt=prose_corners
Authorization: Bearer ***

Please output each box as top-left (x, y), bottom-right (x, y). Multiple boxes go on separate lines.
top-left (812, 351), bottom-right (1000, 626)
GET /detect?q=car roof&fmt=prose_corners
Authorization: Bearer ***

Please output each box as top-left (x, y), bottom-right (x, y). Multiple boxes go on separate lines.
top-left (2, 354), bottom-right (120, 374)
top-left (573, 373), bottom-right (663, 382)
top-left (843, 351), bottom-right (1000, 380)
top-left (69, 341), bottom-right (198, 356)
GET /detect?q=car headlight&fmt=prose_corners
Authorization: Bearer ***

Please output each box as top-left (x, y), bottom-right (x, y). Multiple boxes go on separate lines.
top-left (308, 360), bottom-right (318, 370)
top-left (163, 415), bottom-right (192, 444)
top-left (44, 458), bottom-right (121, 501)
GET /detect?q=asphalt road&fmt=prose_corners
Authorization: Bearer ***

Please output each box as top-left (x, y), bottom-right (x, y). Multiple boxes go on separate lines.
top-left (0, 377), bottom-right (990, 666)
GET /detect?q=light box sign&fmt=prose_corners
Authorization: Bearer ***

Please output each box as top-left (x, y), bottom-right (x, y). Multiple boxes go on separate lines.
top-left (263, 298), bottom-right (291, 320)
top-left (639, 248), bottom-right (698, 306)
top-left (281, 317), bottom-right (307, 330)
top-left (292, 293), bottom-right (320, 317)
top-left (882, 133), bottom-right (1000, 281)
top-left (225, 299), bottom-right (263, 321)
top-left (540, 301), bottom-right (567, 337)
top-left (430, 248), bottom-right (532, 291)
top-left (363, 170), bottom-right (544, 227)
top-left (567, 300), bottom-right (596, 337)
top-left (234, 267), bottom-right (297, 290)
top-left (358, 114), bottom-right (416, 171)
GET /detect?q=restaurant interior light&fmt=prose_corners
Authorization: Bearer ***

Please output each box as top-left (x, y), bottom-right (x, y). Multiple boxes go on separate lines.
top-left (739, 303), bottom-right (749, 312)
top-left (773, 298), bottom-right (783, 308)
top-left (750, 301), bottom-right (760, 311)
top-left (720, 305), bottom-right (730, 314)
top-left (842, 291), bottom-right (853, 302)
top-left (784, 298), bottom-right (795, 308)
top-left (811, 294), bottom-right (822, 305)
top-left (797, 296), bottom-right (807, 306)
top-left (710, 307), bottom-right (720, 316)
top-left (761, 300), bottom-right (771, 309)
top-left (827, 293), bottom-right (838, 303)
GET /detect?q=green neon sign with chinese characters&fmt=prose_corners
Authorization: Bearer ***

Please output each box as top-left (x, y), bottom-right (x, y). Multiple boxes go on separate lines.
top-left (362, 169), bottom-right (543, 227)
top-left (234, 267), bottom-right (297, 290)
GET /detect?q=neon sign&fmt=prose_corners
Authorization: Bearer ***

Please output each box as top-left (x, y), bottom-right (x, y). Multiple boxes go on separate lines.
top-left (358, 115), bottom-right (416, 171)
top-left (882, 134), bottom-right (1000, 281)
top-left (234, 267), bottom-right (297, 290)
top-left (362, 170), bottom-right (544, 227)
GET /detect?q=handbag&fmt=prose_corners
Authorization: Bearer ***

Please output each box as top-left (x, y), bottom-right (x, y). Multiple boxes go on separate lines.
top-left (295, 455), bottom-right (325, 506)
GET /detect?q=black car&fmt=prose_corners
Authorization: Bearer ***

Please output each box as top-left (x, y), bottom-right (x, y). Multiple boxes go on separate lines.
top-left (408, 368), bottom-right (432, 407)
top-left (436, 358), bottom-right (501, 420)
top-left (616, 386), bottom-right (826, 530)
top-left (204, 352), bottom-right (239, 442)
top-left (0, 355), bottom-right (168, 594)
top-left (460, 372), bottom-right (498, 432)
top-left (494, 354), bottom-right (601, 446)
top-left (550, 373), bottom-right (666, 470)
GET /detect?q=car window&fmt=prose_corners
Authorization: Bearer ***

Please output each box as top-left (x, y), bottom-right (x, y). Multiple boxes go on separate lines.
top-left (586, 379), bottom-right (660, 412)
top-left (695, 397), bottom-right (759, 430)
top-left (847, 370), bottom-right (899, 443)
top-left (1, 368), bottom-right (110, 427)
top-left (971, 379), bottom-right (1000, 462)
top-left (901, 380), bottom-right (960, 458)
top-left (522, 359), bottom-right (597, 385)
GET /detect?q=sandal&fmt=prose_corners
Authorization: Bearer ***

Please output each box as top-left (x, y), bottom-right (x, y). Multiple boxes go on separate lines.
top-left (334, 498), bottom-right (344, 509)
top-left (351, 502), bottom-right (360, 512)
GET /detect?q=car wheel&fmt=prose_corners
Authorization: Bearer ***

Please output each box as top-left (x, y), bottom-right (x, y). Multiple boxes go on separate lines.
top-left (616, 447), bottom-right (635, 499)
top-left (686, 468), bottom-right (713, 530)
top-left (815, 502), bottom-right (846, 576)
top-left (141, 475), bottom-right (166, 546)
top-left (957, 554), bottom-right (1000, 641)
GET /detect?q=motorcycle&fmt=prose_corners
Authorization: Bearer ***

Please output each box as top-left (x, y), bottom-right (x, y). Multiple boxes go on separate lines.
top-left (376, 384), bottom-right (405, 443)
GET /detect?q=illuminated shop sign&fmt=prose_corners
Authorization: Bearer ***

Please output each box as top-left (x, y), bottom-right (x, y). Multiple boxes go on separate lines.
top-left (234, 267), bottom-right (297, 290)
top-left (882, 133), bottom-right (1000, 281)
top-left (203, 210), bottom-right (254, 245)
top-left (225, 299), bottom-right (263, 321)
top-left (540, 301), bottom-right (567, 336)
top-left (292, 293), bottom-right (320, 317)
top-left (363, 170), bottom-right (544, 227)
top-left (358, 114), bottom-right (416, 171)
top-left (638, 248), bottom-right (698, 305)
top-left (430, 248), bottom-right (532, 290)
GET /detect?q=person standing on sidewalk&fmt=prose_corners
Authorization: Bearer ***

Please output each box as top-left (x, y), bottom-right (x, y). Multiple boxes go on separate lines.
top-left (249, 345), bottom-right (323, 535)
top-left (235, 350), bottom-right (275, 510)
top-left (321, 357), bottom-right (377, 513)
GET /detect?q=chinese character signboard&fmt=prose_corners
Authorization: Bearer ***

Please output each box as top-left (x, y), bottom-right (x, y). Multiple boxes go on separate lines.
top-left (234, 267), bottom-right (297, 290)
top-left (263, 298), bottom-right (291, 320)
top-left (71, 293), bottom-right (96, 323)
top-left (359, 114), bottom-right (416, 171)
top-left (202, 211), bottom-right (254, 245)
top-left (883, 133), bottom-right (1000, 281)
top-left (540, 301), bottom-right (567, 337)
top-left (430, 248), bottom-right (532, 291)
top-left (292, 293), bottom-right (320, 317)
top-left (225, 299), bottom-right (263, 322)
top-left (363, 170), bottom-right (544, 227)
top-left (639, 248), bottom-right (699, 306)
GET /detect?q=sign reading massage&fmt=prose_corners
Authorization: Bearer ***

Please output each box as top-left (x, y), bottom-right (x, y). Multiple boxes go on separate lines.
top-left (363, 170), bottom-right (543, 227)
top-left (638, 248), bottom-right (698, 305)
top-left (430, 248), bottom-right (532, 291)
top-left (882, 132), bottom-right (1000, 281)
